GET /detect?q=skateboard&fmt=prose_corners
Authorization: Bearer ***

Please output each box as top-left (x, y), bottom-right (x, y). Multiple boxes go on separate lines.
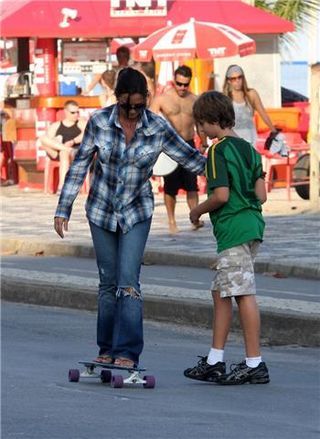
top-left (68, 361), bottom-right (156, 389)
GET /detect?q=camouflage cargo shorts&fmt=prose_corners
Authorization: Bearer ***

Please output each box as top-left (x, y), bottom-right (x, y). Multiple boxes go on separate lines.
top-left (211, 241), bottom-right (260, 298)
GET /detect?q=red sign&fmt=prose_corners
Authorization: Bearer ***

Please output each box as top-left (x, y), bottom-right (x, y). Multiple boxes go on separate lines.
top-left (171, 30), bottom-right (187, 45)
top-left (110, 0), bottom-right (167, 17)
top-left (33, 39), bottom-right (56, 96)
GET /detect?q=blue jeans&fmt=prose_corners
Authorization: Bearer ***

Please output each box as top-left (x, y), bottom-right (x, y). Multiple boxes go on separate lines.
top-left (89, 218), bottom-right (152, 365)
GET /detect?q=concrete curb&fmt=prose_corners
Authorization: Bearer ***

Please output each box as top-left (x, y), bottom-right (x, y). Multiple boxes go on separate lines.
top-left (2, 237), bottom-right (320, 280)
top-left (2, 276), bottom-right (319, 347)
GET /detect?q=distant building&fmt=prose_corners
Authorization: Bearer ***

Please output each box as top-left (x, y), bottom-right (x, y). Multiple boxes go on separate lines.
top-left (281, 61), bottom-right (308, 98)
top-left (280, 13), bottom-right (320, 99)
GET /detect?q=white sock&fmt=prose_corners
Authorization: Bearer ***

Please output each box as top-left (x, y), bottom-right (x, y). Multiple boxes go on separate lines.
top-left (207, 348), bottom-right (224, 365)
top-left (246, 356), bottom-right (262, 368)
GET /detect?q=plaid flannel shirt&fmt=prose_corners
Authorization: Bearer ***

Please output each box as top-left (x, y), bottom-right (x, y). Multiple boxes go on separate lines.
top-left (55, 105), bottom-right (206, 233)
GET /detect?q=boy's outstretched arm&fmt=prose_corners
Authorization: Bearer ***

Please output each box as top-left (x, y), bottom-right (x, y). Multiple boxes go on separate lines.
top-left (190, 187), bottom-right (229, 224)
top-left (255, 177), bottom-right (267, 204)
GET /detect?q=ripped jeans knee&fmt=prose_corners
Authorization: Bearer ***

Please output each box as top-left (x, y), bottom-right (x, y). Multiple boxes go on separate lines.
top-left (116, 286), bottom-right (142, 301)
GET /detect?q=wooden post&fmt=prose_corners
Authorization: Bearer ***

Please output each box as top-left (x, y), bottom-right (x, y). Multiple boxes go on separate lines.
top-left (309, 63), bottom-right (320, 210)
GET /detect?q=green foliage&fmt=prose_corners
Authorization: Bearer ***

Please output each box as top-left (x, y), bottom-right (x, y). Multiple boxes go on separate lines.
top-left (255, 0), bottom-right (319, 30)
top-left (254, 0), bottom-right (319, 51)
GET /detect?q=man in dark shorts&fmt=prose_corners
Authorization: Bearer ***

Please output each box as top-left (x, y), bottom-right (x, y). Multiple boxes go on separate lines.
top-left (164, 138), bottom-right (198, 197)
top-left (150, 65), bottom-right (207, 234)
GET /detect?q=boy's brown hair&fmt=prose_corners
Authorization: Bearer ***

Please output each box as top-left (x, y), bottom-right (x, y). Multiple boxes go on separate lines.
top-left (193, 91), bottom-right (235, 129)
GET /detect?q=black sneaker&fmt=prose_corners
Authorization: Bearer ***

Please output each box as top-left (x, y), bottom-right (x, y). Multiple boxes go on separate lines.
top-left (184, 356), bottom-right (226, 382)
top-left (218, 361), bottom-right (270, 385)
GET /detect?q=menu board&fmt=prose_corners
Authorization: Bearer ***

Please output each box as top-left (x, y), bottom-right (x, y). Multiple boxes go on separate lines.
top-left (62, 41), bottom-right (108, 74)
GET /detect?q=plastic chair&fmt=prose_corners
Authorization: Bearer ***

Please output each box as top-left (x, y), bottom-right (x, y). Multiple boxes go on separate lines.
top-left (263, 154), bottom-right (297, 200)
top-left (43, 156), bottom-right (60, 194)
top-left (43, 155), bottom-right (90, 194)
top-left (257, 131), bottom-right (309, 201)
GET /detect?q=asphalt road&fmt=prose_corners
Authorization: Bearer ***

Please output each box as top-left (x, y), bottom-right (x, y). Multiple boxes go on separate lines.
top-left (2, 302), bottom-right (319, 439)
top-left (2, 255), bottom-right (319, 303)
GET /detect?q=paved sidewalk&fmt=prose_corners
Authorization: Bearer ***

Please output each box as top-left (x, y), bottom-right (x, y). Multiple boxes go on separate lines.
top-left (1, 185), bottom-right (319, 346)
top-left (1, 185), bottom-right (319, 278)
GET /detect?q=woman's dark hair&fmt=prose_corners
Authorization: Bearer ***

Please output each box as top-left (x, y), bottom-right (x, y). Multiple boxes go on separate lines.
top-left (193, 91), bottom-right (235, 129)
top-left (114, 67), bottom-right (148, 99)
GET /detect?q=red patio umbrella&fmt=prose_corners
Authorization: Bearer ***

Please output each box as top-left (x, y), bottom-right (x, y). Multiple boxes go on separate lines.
top-left (132, 18), bottom-right (256, 63)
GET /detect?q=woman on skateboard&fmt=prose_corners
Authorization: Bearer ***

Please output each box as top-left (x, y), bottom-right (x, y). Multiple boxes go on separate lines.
top-left (54, 68), bottom-right (206, 368)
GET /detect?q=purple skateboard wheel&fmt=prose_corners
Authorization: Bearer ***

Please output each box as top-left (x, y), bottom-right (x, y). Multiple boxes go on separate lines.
top-left (111, 375), bottom-right (124, 388)
top-left (68, 369), bottom-right (80, 382)
top-left (100, 369), bottom-right (112, 383)
top-left (143, 375), bottom-right (156, 388)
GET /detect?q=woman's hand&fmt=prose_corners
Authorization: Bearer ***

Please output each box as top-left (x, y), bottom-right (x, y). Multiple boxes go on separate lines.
top-left (54, 216), bottom-right (69, 239)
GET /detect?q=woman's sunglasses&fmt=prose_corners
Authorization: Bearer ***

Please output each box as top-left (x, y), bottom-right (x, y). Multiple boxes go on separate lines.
top-left (228, 75), bottom-right (243, 82)
top-left (119, 103), bottom-right (146, 111)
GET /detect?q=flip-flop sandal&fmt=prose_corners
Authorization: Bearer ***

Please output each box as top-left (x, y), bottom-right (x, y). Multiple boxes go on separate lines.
top-left (114, 358), bottom-right (135, 368)
top-left (94, 355), bottom-right (113, 364)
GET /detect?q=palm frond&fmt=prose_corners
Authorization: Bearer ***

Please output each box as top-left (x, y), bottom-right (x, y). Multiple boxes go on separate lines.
top-left (272, 0), bottom-right (319, 29)
top-left (254, 0), bottom-right (320, 52)
top-left (255, 0), bottom-right (320, 30)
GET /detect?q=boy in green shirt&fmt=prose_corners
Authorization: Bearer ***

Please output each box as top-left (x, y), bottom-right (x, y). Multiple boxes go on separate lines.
top-left (184, 91), bottom-right (269, 385)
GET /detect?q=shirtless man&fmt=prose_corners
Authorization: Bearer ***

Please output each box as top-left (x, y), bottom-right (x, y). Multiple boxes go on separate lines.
top-left (150, 65), bottom-right (207, 234)
top-left (39, 100), bottom-right (86, 192)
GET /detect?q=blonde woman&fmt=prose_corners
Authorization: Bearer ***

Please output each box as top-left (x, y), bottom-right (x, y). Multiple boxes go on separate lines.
top-left (223, 65), bottom-right (277, 147)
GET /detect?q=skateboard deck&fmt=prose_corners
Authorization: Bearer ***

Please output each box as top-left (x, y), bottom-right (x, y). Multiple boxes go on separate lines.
top-left (79, 360), bottom-right (146, 372)
top-left (68, 360), bottom-right (155, 388)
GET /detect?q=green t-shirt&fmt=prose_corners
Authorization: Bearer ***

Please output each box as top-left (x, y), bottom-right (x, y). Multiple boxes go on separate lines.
top-left (206, 136), bottom-right (265, 253)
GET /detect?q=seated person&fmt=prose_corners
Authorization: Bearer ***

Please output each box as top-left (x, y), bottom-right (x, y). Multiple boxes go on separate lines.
top-left (39, 100), bottom-right (86, 191)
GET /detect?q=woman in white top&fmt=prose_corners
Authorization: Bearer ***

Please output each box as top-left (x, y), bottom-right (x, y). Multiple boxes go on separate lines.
top-left (223, 65), bottom-right (277, 147)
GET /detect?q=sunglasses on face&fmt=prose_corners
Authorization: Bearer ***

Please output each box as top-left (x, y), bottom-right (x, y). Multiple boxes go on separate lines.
top-left (119, 102), bottom-right (146, 111)
top-left (175, 80), bottom-right (190, 88)
top-left (228, 75), bottom-right (243, 82)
